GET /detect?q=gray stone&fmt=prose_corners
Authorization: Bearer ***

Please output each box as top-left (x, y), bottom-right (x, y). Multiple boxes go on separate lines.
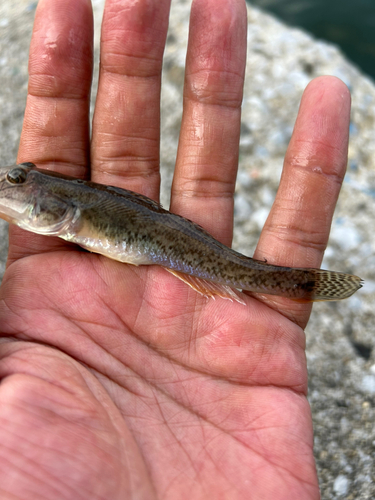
top-left (1, 1), bottom-right (374, 498)
top-left (333, 474), bottom-right (350, 496)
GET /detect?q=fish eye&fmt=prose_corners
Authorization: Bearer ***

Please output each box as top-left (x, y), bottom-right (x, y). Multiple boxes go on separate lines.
top-left (7, 167), bottom-right (28, 184)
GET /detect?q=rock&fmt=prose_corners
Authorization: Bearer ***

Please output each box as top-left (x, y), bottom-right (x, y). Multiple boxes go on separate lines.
top-left (0, 1), bottom-right (374, 498)
top-left (362, 375), bottom-right (375, 394)
top-left (333, 474), bottom-right (350, 496)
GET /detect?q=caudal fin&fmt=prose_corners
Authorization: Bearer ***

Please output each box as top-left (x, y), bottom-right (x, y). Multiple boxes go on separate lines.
top-left (303, 269), bottom-right (363, 302)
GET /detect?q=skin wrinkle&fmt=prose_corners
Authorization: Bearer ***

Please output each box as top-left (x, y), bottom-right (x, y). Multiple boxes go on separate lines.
top-left (16, 161), bottom-right (88, 177)
top-left (94, 158), bottom-right (160, 176)
top-left (256, 298), bottom-right (311, 331)
top-left (0, 300), bottom-right (36, 340)
top-left (4, 305), bottom-right (98, 360)
top-left (285, 158), bottom-right (345, 185)
top-left (264, 222), bottom-right (329, 253)
top-left (94, 151), bottom-right (159, 167)
top-left (234, 415), bottom-right (311, 492)
top-left (101, 22), bottom-right (168, 42)
top-left (182, 121), bottom-right (238, 150)
top-left (191, 432), bottom-right (223, 479)
top-left (153, 395), bottom-right (199, 475)
top-left (187, 65), bottom-right (245, 82)
top-left (1, 438), bottom-right (81, 500)
top-left (100, 20), bottom-right (168, 40)
top-left (6, 238), bottom-right (76, 268)
top-left (29, 64), bottom-right (92, 102)
top-left (102, 0), bottom-right (170, 31)
top-left (253, 330), bottom-right (306, 393)
top-left (2, 419), bottom-right (106, 479)
top-left (189, 26), bottom-right (242, 69)
top-left (20, 114), bottom-right (88, 138)
top-left (201, 331), bottom-right (304, 390)
top-left (174, 157), bottom-right (239, 194)
top-left (53, 326), bottom-right (134, 374)
top-left (95, 131), bottom-right (159, 145)
top-left (185, 87), bottom-right (243, 109)
top-left (39, 44), bottom-right (91, 68)
top-left (2, 292), bottom-right (314, 496)
top-left (136, 340), bottom-right (305, 396)
top-left (27, 88), bottom-right (90, 101)
top-left (258, 438), bottom-right (317, 492)
top-left (290, 139), bottom-right (347, 168)
top-left (74, 314), bottom-right (182, 390)
top-left (1, 366), bottom-right (135, 498)
top-left (186, 76), bottom-right (244, 105)
top-left (75, 306), bottom-right (307, 415)
top-left (90, 260), bottom-right (140, 316)
top-left (176, 149), bottom-right (238, 166)
top-left (1, 462), bottom-right (59, 500)
top-left (140, 382), bottom-right (267, 484)
top-left (174, 178), bottom-right (235, 200)
top-left (100, 59), bottom-right (163, 78)
top-left (35, 34), bottom-right (92, 66)
top-left (100, 35), bottom-right (165, 58)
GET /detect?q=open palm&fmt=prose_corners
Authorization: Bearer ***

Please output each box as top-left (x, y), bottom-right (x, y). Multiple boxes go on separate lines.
top-left (0, 0), bottom-right (351, 498)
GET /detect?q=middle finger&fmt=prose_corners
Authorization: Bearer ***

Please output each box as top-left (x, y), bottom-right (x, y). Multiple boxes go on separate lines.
top-left (170, 0), bottom-right (247, 245)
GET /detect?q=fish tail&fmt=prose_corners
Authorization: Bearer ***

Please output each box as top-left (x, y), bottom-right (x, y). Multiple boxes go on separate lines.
top-left (165, 267), bottom-right (363, 304)
top-left (295, 269), bottom-right (363, 302)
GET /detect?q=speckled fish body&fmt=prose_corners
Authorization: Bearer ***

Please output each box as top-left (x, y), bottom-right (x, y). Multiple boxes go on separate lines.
top-left (0, 163), bottom-right (363, 303)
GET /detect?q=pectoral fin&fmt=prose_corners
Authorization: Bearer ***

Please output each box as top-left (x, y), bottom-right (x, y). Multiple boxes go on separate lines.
top-left (164, 268), bottom-right (246, 305)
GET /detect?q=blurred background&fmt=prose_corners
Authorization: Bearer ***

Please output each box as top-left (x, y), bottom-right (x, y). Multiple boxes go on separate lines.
top-left (249, 0), bottom-right (375, 81)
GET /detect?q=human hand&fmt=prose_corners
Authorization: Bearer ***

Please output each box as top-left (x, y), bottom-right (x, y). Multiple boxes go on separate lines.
top-left (0, 0), bottom-right (350, 498)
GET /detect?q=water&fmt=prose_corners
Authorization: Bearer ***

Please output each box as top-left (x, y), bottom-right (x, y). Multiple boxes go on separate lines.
top-left (248, 0), bottom-right (375, 81)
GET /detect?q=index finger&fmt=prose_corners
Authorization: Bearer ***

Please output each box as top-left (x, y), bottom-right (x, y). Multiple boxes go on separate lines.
top-left (254, 76), bottom-right (351, 327)
top-left (8, 0), bottom-right (93, 264)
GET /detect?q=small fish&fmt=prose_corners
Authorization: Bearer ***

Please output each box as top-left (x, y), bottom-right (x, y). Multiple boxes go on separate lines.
top-left (0, 162), bottom-right (363, 304)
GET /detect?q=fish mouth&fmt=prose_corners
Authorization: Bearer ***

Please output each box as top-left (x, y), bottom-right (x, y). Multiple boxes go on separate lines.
top-left (0, 185), bottom-right (32, 224)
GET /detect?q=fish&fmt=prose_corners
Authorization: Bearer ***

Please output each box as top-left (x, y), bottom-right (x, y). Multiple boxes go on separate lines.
top-left (0, 162), bottom-right (363, 304)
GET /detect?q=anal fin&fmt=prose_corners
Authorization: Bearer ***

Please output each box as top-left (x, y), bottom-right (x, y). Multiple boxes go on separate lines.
top-left (164, 268), bottom-right (246, 305)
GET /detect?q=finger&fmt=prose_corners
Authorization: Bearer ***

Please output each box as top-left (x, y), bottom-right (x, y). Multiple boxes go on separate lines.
top-left (170, 0), bottom-right (247, 245)
top-left (91, 0), bottom-right (171, 201)
top-left (18, 0), bottom-right (93, 176)
top-left (254, 76), bottom-right (351, 326)
top-left (8, 0), bottom-right (93, 264)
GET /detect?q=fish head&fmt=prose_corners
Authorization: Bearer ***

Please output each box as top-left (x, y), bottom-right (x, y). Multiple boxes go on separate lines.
top-left (0, 162), bottom-right (38, 223)
top-left (0, 162), bottom-right (78, 235)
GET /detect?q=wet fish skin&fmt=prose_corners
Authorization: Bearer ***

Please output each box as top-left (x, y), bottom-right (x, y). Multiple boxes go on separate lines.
top-left (0, 163), bottom-right (363, 303)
